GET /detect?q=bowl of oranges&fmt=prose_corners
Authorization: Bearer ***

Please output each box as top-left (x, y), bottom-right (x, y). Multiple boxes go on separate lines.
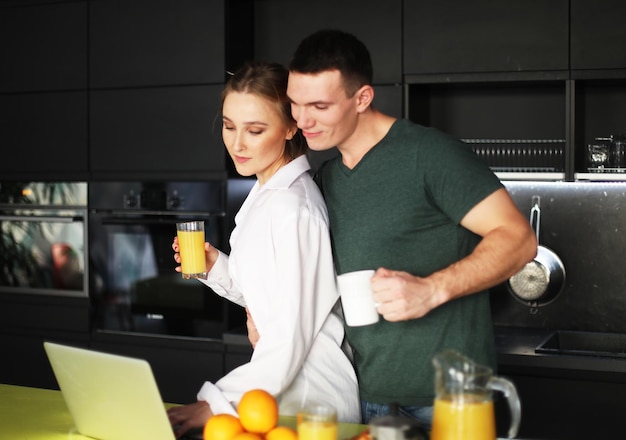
top-left (203, 389), bottom-right (297, 440)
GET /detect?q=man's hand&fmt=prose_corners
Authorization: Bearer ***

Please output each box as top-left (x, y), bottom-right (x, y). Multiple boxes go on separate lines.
top-left (371, 268), bottom-right (440, 321)
top-left (246, 307), bottom-right (260, 348)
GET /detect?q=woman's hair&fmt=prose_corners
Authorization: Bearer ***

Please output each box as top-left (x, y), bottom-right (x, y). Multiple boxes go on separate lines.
top-left (222, 61), bottom-right (306, 160)
top-left (288, 29), bottom-right (373, 98)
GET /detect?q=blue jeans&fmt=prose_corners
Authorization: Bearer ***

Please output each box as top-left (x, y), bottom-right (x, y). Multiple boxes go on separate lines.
top-left (361, 400), bottom-right (433, 433)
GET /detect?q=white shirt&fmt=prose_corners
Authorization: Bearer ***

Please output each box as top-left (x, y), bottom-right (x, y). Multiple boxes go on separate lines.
top-left (197, 155), bottom-right (360, 423)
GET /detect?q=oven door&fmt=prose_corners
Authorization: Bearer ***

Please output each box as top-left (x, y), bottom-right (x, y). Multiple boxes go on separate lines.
top-left (0, 209), bottom-right (87, 297)
top-left (89, 212), bottom-right (229, 338)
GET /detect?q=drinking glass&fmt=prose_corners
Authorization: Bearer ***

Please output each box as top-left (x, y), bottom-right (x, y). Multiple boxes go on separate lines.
top-left (610, 134), bottom-right (626, 171)
top-left (175, 221), bottom-right (207, 279)
top-left (297, 404), bottom-right (337, 440)
top-left (587, 137), bottom-right (612, 172)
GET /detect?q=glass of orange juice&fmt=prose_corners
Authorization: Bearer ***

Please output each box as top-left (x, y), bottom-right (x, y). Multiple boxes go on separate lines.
top-left (175, 221), bottom-right (207, 279)
top-left (297, 404), bottom-right (337, 440)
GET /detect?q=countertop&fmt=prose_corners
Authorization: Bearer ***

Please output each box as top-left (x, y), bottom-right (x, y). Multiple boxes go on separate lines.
top-left (0, 383), bottom-right (552, 440)
top-left (494, 325), bottom-right (626, 380)
top-left (0, 383), bottom-right (367, 440)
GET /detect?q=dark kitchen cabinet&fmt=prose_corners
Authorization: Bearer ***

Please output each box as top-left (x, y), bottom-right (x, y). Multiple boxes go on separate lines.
top-left (571, 0), bottom-right (626, 71)
top-left (0, 294), bottom-right (90, 334)
top-left (0, 294), bottom-right (90, 389)
top-left (0, 331), bottom-right (89, 390)
top-left (0, 1), bottom-right (88, 179)
top-left (89, 0), bottom-right (225, 88)
top-left (498, 367), bottom-right (626, 439)
top-left (0, 92), bottom-right (88, 179)
top-left (91, 331), bottom-right (224, 404)
top-left (403, 0), bottom-right (569, 76)
top-left (253, 0), bottom-right (402, 85)
top-left (89, 85), bottom-right (225, 180)
top-left (0, 1), bottom-right (87, 93)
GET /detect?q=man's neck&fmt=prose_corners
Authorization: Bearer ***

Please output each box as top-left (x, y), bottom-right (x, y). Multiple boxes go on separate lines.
top-left (339, 109), bottom-right (396, 169)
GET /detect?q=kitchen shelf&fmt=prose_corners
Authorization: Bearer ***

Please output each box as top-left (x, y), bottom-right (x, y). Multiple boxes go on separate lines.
top-left (407, 81), bottom-right (569, 180)
top-left (497, 172), bottom-right (566, 181)
top-left (575, 172), bottom-right (626, 181)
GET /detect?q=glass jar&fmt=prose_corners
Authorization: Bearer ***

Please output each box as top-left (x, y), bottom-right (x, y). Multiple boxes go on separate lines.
top-left (587, 137), bottom-right (612, 172)
top-left (610, 134), bottom-right (626, 171)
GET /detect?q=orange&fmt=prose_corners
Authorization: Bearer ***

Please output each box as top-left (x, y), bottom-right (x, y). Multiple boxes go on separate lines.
top-left (203, 413), bottom-right (244, 440)
top-left (237, 389), bottom-right (279, 434)
top-left (266, 426), bottom-right (298, 440)
top-left (231, 433), bottom-right (264, 440)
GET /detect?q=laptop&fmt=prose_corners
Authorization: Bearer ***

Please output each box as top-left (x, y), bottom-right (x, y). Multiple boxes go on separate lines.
top-left (43, 341), bottom-right (182, 440)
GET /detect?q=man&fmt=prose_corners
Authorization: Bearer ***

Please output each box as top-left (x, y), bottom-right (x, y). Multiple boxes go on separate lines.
top-left (285, 29), bottom-right (537, 428)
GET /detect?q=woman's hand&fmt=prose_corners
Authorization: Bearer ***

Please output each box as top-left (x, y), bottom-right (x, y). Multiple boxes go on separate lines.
top-left (172, 236), bottom-right (219, 274)
top-left (167, 400), bottom-right (213, 438)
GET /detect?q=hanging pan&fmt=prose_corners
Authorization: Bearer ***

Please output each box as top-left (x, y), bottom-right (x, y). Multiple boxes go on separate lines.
top-left (507, 195), bottom-right (565, 311)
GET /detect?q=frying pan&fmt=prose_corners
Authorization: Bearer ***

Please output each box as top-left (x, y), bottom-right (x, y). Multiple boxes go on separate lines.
top-left (507, 195), bottom-right (565, 309)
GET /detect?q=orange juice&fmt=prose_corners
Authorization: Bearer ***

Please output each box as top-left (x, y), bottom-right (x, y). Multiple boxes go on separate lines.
top-left (297, 421), bottom-right (337, 440)
top-left (176, 230), bottom-right (206, 278)
top-left (431, 395), bottom-right (496, 440)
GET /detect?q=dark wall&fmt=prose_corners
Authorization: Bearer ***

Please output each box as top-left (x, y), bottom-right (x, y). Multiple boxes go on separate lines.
top-left (492, 181), bottom-right (626, 333)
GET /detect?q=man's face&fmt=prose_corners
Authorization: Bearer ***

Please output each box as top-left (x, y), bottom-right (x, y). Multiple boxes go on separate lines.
top-left (287, 70), bottom-right (360, 151)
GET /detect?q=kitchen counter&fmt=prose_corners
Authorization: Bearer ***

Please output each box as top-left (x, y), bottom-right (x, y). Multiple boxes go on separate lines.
top-left (495, 325), bottom-right (626, 380)
top-left (0, 383), bottom-right (554, 440)
top-left (494, 326), bottom-right (626, 439)
top-left (0, 383), bottom-right (367, 440)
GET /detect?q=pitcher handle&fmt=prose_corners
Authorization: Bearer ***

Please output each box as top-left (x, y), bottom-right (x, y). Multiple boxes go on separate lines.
top-left (488, 376), bottom-right (521, 438)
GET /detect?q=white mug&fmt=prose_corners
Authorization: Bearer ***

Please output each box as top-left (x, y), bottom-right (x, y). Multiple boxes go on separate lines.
top-left (337, 270), bottom-right (379, 327)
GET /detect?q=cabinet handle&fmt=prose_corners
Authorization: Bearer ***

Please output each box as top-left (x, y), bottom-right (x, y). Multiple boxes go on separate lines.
top-left (0, 215), bottom-right (80, 223)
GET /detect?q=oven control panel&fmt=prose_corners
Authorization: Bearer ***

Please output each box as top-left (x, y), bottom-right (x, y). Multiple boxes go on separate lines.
top-left (90, 181), bottom-right (226, 214)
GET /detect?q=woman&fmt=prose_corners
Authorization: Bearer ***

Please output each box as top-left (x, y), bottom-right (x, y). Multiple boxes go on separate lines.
top-left (167, 61), bottom-right (360, 437)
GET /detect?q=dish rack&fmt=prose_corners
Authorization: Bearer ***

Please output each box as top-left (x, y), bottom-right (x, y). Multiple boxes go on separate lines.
top-left (463, 139), bottom-right (566, 173)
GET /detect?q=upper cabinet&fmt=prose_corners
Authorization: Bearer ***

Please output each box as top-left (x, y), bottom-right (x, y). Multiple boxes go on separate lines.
top-left (571, 0), bottom-right (626, 73)
top-left (403, 0), bottom-right (569, 78)
top-left (0, 92), bottom-right (88, 179)
top-left (253, 0), bottom-right (402, 85)
top-left (89, 85), bottom-right (225, 180)
top-left (0, 1), bottom-right (87, 93)
top-left (89, 0), bottom-right (225, 88)
top-left (0, 1), bottom-right (88, 179)
top-left (4, 0), bottom-right (626, 181)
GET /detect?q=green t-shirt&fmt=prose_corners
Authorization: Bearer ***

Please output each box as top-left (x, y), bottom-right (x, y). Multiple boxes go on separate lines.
top-left (317, 119), bottom-right (502, 406)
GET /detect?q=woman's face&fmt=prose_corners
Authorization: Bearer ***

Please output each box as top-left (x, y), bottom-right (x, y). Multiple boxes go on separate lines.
top-left (222, 91), bottom-right (296, 185)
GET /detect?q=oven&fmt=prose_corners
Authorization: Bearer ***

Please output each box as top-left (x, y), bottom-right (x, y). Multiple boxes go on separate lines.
top-left (0, 182), bottom-right (88, 297)
top-left (88, 181), bottom-right (238, 339)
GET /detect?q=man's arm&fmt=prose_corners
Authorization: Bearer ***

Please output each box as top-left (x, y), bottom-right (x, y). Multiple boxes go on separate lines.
top-left (372, 187), bottom-right (537, 321)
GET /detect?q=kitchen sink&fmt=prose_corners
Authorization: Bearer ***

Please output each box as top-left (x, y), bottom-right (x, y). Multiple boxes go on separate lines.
top-left (535, 330), bottom-right (626, 358)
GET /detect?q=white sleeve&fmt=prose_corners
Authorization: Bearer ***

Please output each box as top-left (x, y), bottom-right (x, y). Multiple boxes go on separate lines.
top-left (196, 382), bottom-right (238, 416)
top-left (197, 250), bottom-right (246, 307)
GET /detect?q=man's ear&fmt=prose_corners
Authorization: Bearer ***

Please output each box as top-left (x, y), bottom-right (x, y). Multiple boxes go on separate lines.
top-left (355, 85), bottom-right (374, 113)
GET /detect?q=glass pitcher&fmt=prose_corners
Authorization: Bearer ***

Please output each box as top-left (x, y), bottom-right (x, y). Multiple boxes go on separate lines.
top-left (430, 350), bottom-right (521, 440)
